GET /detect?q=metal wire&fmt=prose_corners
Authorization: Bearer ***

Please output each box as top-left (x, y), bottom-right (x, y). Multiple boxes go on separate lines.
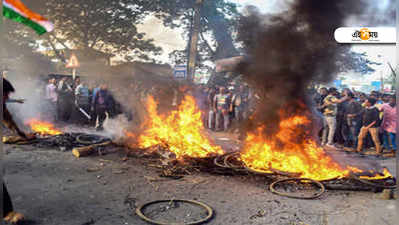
top-left (269, 178), bottom-right (326, 199)
top-left (135, 199), bottom-right (214, 225)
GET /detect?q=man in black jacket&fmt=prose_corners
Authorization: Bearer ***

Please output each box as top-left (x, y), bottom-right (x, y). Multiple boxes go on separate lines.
top-left (57, 77), bottom-right (74, 122)
top-left (93, 84), bottom-right (115, 131)
top-left (357, 97), bottom-right (382, 155)
top-left (344, 92), bottom-right (362, 148)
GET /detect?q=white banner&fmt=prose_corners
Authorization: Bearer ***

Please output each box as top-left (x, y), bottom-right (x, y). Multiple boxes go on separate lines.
top-left (334, 27), bottom-right (396, 43)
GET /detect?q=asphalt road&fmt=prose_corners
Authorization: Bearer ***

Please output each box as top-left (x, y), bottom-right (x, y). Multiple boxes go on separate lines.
top-left (3, 141), bottom-right (397, 225)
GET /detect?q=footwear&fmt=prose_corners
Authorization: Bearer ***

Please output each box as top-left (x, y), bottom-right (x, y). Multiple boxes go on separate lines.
top-left (365, 151), bottom-right (381, 156)
top-left (343, 147), bottom-right (356, 152)
top-left (383, 152), bottom-right (395, 158)
top-left (326, 143), bottom-right (335, 148)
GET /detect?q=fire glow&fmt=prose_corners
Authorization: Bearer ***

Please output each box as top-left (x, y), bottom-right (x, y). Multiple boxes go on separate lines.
top-left (125, 95), bottom-right (392, 181)
top-left (240, 113), bottom-right (393, 181)
top-left (26, 119), bottom-right (62, 135)
top-left (135, 95), bottom-right (224, 159)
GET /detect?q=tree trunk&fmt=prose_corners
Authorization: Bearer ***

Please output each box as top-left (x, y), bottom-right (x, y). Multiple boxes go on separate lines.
top-left (203, 10), bottom-right (240, 86)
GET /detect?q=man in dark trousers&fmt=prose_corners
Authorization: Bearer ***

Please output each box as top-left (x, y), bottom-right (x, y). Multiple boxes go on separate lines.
top-left (92, 83), bottom-right (115, 131)
top-left (2, 78), bottom-right (31, 224)
top-left (57, 76), bottom-right (74, 122)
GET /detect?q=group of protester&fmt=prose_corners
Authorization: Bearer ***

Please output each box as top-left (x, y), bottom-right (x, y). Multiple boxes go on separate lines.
top-left (194, 84), bottom-right (252, 132)
top-left (45, 77), bottom-right (116, 131)
top-left (314, 87), bottom-right (396, 156)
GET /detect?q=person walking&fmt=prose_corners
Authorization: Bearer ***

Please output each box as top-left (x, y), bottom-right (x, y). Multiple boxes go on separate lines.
top-left (357, 98), bottom-right (382, 155)
top-left (93, 84), bottom-right (115, 131)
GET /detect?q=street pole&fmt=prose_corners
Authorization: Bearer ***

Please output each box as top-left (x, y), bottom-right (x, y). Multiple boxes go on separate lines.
top-left (187, 0), bottom-right (203, 83)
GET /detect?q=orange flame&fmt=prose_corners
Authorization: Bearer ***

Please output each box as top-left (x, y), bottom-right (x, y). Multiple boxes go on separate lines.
top-left (240, 113), bottom-right (393, 181)
top-left (359, 168), bottom-right (392, 180)
top-left (136, 95), bottom-right (224, 160)
top-left (26, 119), bottom-right (62, 135)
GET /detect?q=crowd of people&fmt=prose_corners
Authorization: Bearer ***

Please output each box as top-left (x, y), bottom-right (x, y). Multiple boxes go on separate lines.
top-left (43, 76), bottom-right (397, 157)
top-left (44, 76), bottom-right (118, 131)
top-left (194, 84), bottom-right (252, 132)
top-left (314, 87), bottom-right (396, 156)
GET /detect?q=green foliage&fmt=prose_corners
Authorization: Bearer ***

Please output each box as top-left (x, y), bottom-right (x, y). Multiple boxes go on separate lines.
top-left (338, 51), bottom-right (381, 74)
top-left (4, 0), bottom-right (162, 63)
top-left (142, 0), bottom-right (241, 70)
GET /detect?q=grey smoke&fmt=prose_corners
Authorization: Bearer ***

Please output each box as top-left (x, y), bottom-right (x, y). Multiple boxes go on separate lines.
top-left (236, 0), bottom-right (394, 137)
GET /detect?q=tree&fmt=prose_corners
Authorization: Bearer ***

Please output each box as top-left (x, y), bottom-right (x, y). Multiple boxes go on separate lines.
top-left (338, 51), bottom-right (381, 75)
top-left (140, 0), bottom-right (241, 83)
top-left (4, 0), bottom-right (162, 63)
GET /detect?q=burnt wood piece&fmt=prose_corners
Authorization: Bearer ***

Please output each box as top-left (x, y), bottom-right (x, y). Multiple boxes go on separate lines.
top-left (72, 141), bottom-right (113, 158)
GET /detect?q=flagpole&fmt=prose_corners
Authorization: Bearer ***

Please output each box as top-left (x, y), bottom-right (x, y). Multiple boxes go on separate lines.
top-left (1, 0), bottom-right (5, 193)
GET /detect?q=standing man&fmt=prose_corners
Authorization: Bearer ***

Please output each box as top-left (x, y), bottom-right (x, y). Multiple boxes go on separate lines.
top-left (344, 92), bottom-right (363, 149)
top-left (315, 87), bottom-right (328, 113)
top-left (381, 95), bottom-right (396, 156)
top-left (207, 87), bottom-right (217, 130)
top-left (45, 78), bottom-right (58, 122)
top-left (3, 78), bottom-right (31, 224)
top-left (91, 82), bottom-right (101, 126)
top-left (337, 89), bottom-right (350, 146)
top-left (57, 77), bottom-right (74, 122)
top-left (93, 84), bottom-right (115, 131)
top-left (75, 80), bottom-right (91, 124)
top-left (230, 85), bottom-right (249, 122)
top-left (357, 98), bottom-right (382, 155)
top-left (213, 87), bottom-right (231, 131)
top-left (321, 88), bottom-right (347, 147)
top-left (321, 88), bottom-right (339, 147)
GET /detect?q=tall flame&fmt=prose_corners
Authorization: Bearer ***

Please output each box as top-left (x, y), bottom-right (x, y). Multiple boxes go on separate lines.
top-left (136, 95), bottom-right (224, 159)
top-left (26, 119), bottom-right (62, 135)
top-left (240, 113), bottom-right (392, 181)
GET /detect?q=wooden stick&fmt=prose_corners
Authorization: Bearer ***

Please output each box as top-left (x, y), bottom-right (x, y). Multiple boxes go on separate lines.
top-left (2, 135), bottom-right (26, 144)
top-left (72, 141), bottom-right (112, 158)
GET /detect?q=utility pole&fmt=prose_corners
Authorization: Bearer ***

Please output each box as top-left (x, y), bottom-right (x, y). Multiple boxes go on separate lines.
top-left (187, 0), bottom-right (203, 82)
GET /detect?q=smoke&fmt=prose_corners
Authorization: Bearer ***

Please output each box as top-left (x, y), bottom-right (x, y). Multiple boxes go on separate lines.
top-left (236, 0), bottom-right (370, 136)
top-left (345, 0), bottom-right (396, 27)
top-left (6, 73), bottom-right (50, 131)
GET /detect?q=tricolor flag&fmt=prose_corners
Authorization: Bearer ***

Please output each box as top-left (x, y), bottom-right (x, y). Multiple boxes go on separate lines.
top-left (3, 0), bottom-right (54, 35)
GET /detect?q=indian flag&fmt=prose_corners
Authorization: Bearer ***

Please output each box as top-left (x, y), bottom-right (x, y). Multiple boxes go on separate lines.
top-left (3, 0), bottom-right (54, 35)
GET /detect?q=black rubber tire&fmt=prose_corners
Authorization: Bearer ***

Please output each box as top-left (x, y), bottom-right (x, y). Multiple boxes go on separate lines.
top-left (135, 199), bottom-right (214, 225)
top-left (76, 134), bottom-right (106, 145)
top-left (269, 178), bottom-right (326, 199)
